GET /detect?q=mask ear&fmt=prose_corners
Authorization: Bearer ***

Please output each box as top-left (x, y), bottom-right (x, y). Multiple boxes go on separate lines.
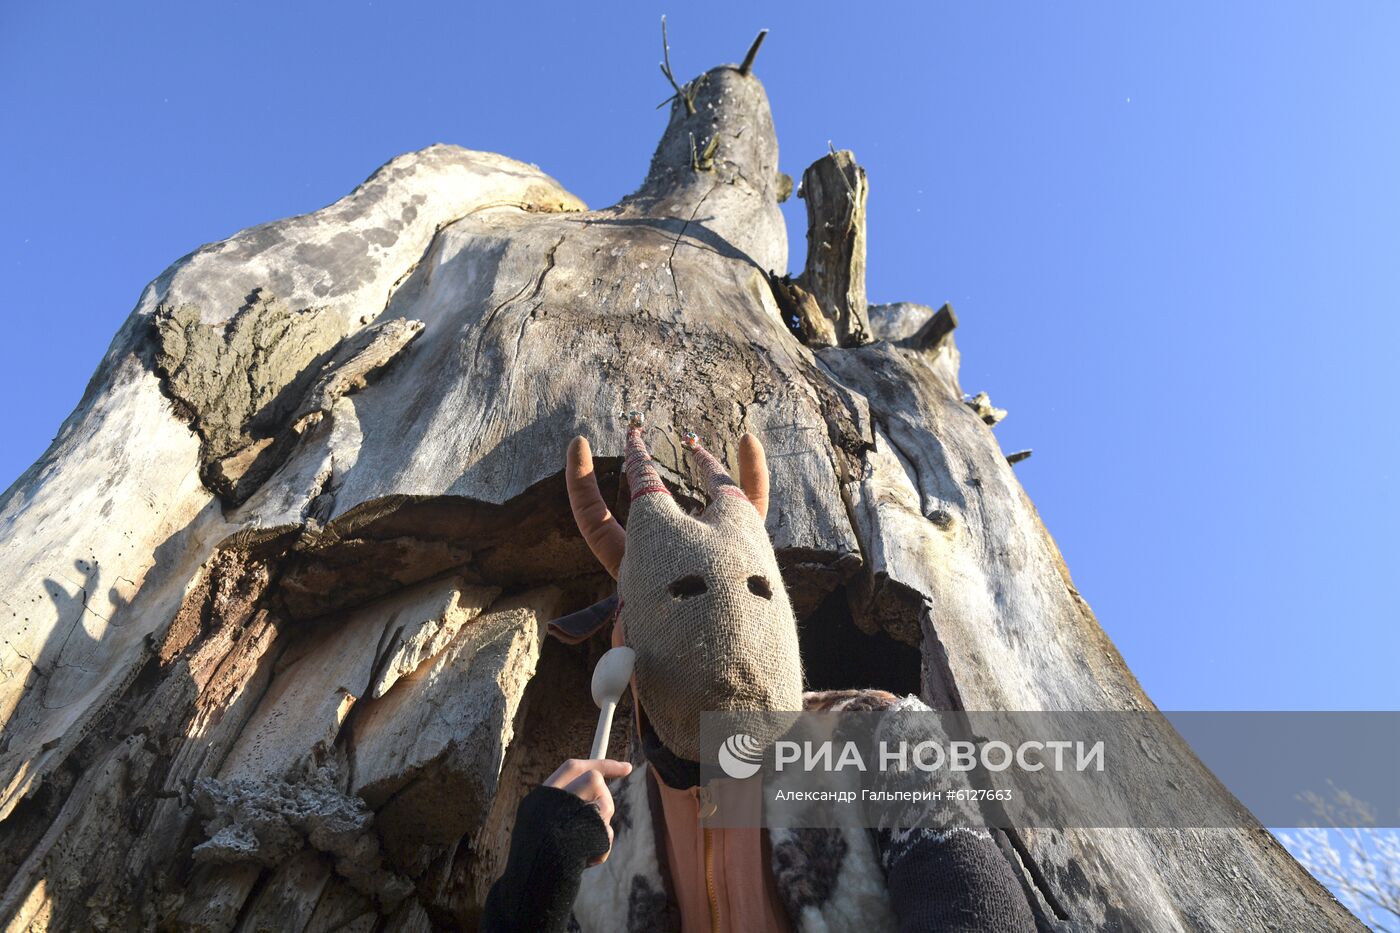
top-left (680, 431), bottom-right (769, 519)
top-left (546, 593), bottom-right (620, 644)
top-left (621, 414), bottom-right (686, 528)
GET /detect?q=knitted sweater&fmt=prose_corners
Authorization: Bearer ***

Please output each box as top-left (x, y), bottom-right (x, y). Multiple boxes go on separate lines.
top-left (483, 690), bottom-right (1038, 933)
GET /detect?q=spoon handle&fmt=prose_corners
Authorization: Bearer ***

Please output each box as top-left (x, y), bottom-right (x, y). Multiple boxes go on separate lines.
top-left (590, 699), bottom-right (617, 760)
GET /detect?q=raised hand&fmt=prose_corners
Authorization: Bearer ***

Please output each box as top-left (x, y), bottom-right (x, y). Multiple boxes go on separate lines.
top-left (542, 757), bottom-right (634, 864)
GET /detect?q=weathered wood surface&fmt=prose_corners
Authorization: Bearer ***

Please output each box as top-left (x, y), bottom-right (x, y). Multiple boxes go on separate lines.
top-left (798, 149), bottom-right (872, 347)
top-left (0, 44), bottom-right (1358, 933)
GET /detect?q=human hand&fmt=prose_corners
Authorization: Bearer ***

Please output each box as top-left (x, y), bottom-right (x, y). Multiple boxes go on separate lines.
top-left (542, 758), bottom-right (634, 865)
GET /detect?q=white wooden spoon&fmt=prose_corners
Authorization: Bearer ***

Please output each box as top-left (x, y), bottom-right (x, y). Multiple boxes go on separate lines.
top-left (589, 646), bottom-right (635, 760)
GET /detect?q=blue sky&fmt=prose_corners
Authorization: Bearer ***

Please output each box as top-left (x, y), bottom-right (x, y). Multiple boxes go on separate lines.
top-left (2, 2), bottom-right (1396, 713)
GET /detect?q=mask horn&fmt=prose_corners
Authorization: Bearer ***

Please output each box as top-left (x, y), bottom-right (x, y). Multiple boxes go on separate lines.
top-left (738, 432), bottom-right (770, 520)
top-left (567, 436), bottom-right (626, 579)
top-left (682, 431), bottom-right (767, 517)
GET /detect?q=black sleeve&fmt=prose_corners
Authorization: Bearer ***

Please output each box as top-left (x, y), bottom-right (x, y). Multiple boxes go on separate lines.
top-left (480, 785), bottom-right (612, 933)
top-left (877, 827), bottom-right (1038, 933)
top-left (858, 693), bottom-right (1037, 932)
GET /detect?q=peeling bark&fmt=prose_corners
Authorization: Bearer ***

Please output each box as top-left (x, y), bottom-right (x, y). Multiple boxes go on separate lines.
top-left (0, 45), bottom-right (1359, 933)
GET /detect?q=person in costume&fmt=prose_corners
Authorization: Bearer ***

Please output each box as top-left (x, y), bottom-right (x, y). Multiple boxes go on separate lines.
top-left (482, 415), bottom-right (1037, 932)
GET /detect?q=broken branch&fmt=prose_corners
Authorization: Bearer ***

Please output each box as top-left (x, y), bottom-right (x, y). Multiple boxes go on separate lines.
top-left (739, 29), bottom-right (768, 76)
top-left (659, 16), bottom-right (697, 115)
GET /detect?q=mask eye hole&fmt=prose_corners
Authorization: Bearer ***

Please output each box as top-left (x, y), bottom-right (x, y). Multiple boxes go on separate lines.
top-left (668, 575), bottom-right (708, 599)
top-left (747, 575), bottom-right (773, 600)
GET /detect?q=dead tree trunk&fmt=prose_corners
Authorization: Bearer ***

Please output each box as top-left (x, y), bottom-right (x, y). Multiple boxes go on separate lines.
top-left (0, 40), bottom-right (1359, 933)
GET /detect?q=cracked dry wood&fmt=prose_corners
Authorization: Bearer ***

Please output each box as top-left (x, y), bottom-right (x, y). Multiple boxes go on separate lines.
top-left (349, 587), bottom-right (560, 859)
top-left (0, 46), bottom-right (1358, 933)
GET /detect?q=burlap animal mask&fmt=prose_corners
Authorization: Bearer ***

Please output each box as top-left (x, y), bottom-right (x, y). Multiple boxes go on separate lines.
top-left (565, 415), bottom-right (804, 762)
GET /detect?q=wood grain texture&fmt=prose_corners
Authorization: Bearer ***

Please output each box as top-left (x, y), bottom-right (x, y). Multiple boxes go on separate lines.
top-left (798, 149), bottom-right (872, 347)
